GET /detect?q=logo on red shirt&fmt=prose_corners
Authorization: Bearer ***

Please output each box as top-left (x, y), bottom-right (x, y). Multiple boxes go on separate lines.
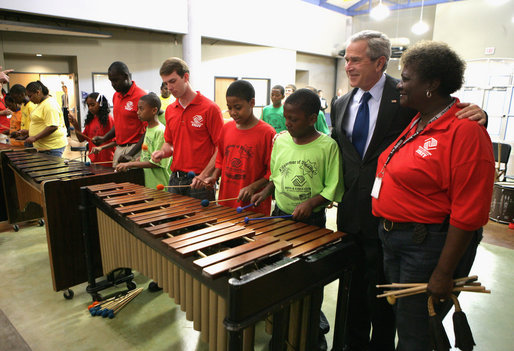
top-left (416, 137), bottom-right (438, 158)
top-left (191, 115), bottom-right (204, 127)
top-left (125, 101), bottom-right (134, 111)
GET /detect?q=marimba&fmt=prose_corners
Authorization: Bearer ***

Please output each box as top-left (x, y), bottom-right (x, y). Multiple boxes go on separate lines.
top-left (81, 182), bottom-right (356, 351)
top-left (0, 143), bottom-right (31, 222)
top-left (0, 150), bottom-right (144, 296)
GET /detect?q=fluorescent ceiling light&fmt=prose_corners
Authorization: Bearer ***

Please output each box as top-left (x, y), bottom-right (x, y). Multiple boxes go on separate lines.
top-left (36, 53), bottom-right (42, 57)
top-left (0, 20), bottom-right (112, 38)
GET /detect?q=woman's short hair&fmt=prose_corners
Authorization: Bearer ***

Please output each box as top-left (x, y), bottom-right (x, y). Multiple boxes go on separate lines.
top-left (402, 41), bottom-right (465, 96)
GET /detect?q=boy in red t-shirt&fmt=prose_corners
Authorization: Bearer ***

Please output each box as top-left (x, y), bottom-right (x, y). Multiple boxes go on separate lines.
top-left (204, 80), bottom-right (276, 215)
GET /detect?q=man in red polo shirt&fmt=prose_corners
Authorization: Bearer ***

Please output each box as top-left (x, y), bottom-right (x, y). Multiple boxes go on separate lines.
top-left (152, 57), bottom-right (223, 200)
top-left (92, 61), bottom-right (146, 166)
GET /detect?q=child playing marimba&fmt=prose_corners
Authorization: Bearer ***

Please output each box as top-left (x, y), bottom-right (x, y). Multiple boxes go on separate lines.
top-left (8, 84), bottom-right (36, 145)
top-left (116, 93), bottom-right (170, 189)
top-left (69, 93), bottom-right (115, 167)
top-left (252, 88), bottom-right (344, 226)
top-left (252, 88), bottom-right (345, 349)
top-left (203, 80), bottom-right (276, 215)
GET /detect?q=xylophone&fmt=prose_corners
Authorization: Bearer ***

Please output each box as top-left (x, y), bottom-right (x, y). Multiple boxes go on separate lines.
top-left (81, 182), bottom-right (356, 351)
top-left (0, 150), bottom-right (144, 295)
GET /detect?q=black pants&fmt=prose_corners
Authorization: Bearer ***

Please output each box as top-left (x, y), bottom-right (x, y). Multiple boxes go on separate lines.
top-left (62, 107), bottom-right (70, 136)
top-left (272, 206), bottom-right (326, 228)
top-left (167, 172), bottom-right (215, 201)
top-left (344, 232), bottom-right (396, 351)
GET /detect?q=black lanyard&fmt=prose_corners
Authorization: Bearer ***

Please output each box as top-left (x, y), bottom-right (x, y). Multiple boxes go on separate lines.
top-left (378, 99), bottom-right (455, 176)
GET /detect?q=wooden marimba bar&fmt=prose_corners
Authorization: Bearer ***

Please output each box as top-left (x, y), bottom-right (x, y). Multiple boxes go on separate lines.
top-left (81, 182), bottom-right (356, 351)
top-left (0, 150), bottom-right (145, 295)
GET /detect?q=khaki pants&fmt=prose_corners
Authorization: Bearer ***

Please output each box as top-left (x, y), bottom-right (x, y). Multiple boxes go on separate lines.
top-left (113, 143), bottom-right (141, 167)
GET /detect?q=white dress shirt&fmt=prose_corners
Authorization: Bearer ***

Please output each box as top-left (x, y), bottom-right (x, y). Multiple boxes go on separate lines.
top-left (343, 73), bottom-right (386, 156)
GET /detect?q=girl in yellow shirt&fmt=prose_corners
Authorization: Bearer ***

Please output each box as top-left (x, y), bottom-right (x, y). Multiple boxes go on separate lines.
top-left (25, 81), bottom-right (67, 156)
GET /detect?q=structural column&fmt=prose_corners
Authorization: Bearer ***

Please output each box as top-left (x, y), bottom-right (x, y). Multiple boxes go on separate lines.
top-left (183, 0), bottom-right (202, 89)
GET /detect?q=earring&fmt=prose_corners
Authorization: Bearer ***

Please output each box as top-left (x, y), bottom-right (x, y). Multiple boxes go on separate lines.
top-left (426, 90), bottom-right (432, 98)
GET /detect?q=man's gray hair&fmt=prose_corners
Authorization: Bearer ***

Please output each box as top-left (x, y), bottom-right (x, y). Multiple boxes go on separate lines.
top-left (348, 30), bottom-right (391, 71)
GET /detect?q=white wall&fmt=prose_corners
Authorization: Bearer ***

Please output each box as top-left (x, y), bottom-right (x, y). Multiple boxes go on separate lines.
top-left (5, 54), bottom-right (71, 73)
top-left (1, 29), bottom-right (304, 121)
top-left (0, 0), bottom-right (188, 34)
top-left (0, 0), bottom-right (349, 57)
top-left (198, 0), bottom-right (350, 57)
top-left (0, 28), bottom-right (181, 120)
top-left (296, 52), bottom-right (337, 105)
top-left (201, 42), bottom-right (296, 98)
top-left (433, 0), bottom-right (514, 59)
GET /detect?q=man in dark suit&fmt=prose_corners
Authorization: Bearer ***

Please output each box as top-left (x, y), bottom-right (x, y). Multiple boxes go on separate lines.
top-left (331, 30), bottom-right (485, 351)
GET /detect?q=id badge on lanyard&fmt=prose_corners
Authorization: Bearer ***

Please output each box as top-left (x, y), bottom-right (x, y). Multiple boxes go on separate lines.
top-left (370, 99), bottom-right (454, 200)
top-left (371, 176), bottom-right (382, 199)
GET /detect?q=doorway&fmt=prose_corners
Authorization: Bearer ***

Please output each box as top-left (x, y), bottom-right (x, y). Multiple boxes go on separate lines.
top-left (9, 73), bottom-right (77, 115)
top-left (214, 77), bottom-right (237, 122)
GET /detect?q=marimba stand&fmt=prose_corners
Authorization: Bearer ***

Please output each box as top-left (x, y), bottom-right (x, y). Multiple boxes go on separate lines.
top-left (80, 182), bottom-right (357, 351)
top-left (1, 151), bottom-right (145, 298)
top-left (80, 188), bottom-right (136, 301)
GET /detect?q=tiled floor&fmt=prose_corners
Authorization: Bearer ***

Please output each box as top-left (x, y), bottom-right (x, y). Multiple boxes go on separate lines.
top-left (0, 213), bottom-right (512, 350)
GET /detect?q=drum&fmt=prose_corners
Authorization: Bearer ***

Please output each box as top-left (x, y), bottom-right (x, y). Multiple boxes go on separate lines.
top-left (489, 182), bottom-right (514, 224)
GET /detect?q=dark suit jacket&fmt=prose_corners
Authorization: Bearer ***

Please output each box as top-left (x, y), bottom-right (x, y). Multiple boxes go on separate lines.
top-left (332, 74), bottom-right (416, 240)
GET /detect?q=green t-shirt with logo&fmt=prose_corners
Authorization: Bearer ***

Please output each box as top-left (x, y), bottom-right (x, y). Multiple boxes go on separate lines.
top-left (315, 111), bottom-right (330, 135)
top-left (140, 122), bottom-right (171, 189)
top-left (261, 104), bottom-right (286, 133)
top-left (270, 132), bottom-right (344, 214)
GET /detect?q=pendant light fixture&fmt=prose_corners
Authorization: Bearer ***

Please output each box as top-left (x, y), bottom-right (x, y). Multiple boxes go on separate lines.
top-left (370, 0), bottom-right (391, 21)
top-left (411, 0), bottom-right (429, 35)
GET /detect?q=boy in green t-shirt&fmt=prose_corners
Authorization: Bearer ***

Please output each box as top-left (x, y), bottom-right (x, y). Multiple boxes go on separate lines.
top-left (116, 93), bottom-right (171, 189)
top-left (252, 88), bottom-right (344, 228)
top-left (260, 84), bottom-right (286, 133)
top-left (252, 88), bottom-right (344, 349)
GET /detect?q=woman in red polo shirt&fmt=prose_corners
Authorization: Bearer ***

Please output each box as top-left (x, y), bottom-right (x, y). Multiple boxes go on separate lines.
top-left (372, 41), bottom-right (495, 350)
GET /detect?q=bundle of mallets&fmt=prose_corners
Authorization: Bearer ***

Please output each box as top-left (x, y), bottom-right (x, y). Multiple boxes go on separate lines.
top-left (376, 275), bottom-right (490, 305)
top-left (88, 287), bottom-right (143, 318)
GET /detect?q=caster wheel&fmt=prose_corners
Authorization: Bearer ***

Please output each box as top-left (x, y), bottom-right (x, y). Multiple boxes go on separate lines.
top-left (63, 288), bottom-right (74, 300)
top-left (127, 281), bottom-right (137, 290)
top-left (38, 219), bottom-right (45, 226)
top-left (148, 281), bottom-right (162, 292)
top-left (13, 224), bottom-right (19, 232)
